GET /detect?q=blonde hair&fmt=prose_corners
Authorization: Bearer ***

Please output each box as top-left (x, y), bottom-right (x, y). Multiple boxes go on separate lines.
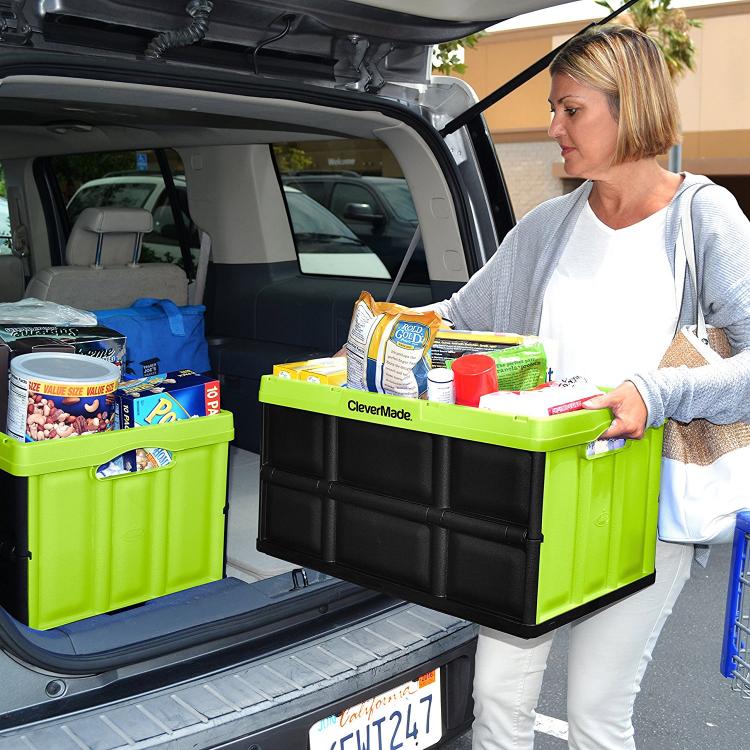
top-left (550, 25), bottom-right (680, 164)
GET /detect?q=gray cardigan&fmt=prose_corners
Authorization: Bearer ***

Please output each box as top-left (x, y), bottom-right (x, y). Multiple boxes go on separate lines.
top-left (435, 173), bottom-right (750, 427)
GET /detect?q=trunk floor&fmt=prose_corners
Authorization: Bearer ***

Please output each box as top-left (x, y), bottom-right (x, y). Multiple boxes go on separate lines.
top-left (226, 447), bottom-right (297, 582)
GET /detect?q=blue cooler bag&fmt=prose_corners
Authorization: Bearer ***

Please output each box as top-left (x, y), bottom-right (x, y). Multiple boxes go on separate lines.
top-left (94, 298), bottom-right (211, 379)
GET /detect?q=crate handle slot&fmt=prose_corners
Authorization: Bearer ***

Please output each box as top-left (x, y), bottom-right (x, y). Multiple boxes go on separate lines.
top-left (583, 438), bottom-right (631, 461)
top-left (94, 447), bottom-right (173, 480)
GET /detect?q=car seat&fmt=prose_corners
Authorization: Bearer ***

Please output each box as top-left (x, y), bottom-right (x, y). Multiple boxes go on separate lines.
top-left (0, 255), bottom-right (25, 302)
top-left (25, 207), bottom-right (188, 309)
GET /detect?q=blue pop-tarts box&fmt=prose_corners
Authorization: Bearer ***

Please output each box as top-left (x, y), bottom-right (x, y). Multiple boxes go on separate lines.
top-left (114, 369), bottom-right (221, 429)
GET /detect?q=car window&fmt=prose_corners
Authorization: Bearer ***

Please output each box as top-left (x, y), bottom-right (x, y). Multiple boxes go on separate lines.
top-left (369, 180), bottom-right (418, 223)
top-left (284, 188), bottom-right (389, 279)
top-left (0, 195), bottom-right (11, 255)
top-left (50, 149), bottom-right (199, 268)
top-left (329, 183), bottom-right (379, 220)
top-left (67, 182), bottom-right (157, 225)
top-left (285, 179), bottom-right (327, 205)
top-left (273, 138), bottom-right (428, 284)
top-left (286, 190), bottom-right (358, 238)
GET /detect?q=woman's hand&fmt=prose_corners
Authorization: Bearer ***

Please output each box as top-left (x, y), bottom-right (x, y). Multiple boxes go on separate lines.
top-left (582, 381), bottom-right (648, 440)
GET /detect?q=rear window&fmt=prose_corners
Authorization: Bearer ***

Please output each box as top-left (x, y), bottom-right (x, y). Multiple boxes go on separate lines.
top-left (67, 182), bottom-right (156, 225)
top-left (50, 149), bottom-right (200, 268)
top-left (273, 138), bottom-right (428, 284)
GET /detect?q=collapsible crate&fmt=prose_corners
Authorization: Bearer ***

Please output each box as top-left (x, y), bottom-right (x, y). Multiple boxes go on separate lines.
top-left (0, 412), bottom-right (233, 630)
top-left (258, 377), bottom-right (662, 638)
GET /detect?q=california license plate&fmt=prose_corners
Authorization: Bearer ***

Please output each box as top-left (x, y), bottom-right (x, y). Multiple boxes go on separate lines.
top-left (309, 669), bottom-right (442, 750)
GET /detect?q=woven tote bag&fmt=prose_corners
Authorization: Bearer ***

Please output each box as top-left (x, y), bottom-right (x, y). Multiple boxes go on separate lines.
top-left (657, 185), bottom-right (750, 544)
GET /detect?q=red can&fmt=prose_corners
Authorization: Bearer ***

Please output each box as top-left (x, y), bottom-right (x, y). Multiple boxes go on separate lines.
top-left (452, 353), bottom-right (498, 407)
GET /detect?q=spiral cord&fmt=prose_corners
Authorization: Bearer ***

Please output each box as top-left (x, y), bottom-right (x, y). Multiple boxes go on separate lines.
top-left (145, 0), bottom-right (213, 60)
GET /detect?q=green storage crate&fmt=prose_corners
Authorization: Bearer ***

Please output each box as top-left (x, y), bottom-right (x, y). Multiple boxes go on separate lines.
top-left (257, 376), bottom-right (662, 638)
top-left (0, 411), bottom-right (233, 630)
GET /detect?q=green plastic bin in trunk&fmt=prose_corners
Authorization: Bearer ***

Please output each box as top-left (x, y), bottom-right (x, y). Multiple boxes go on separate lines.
top-left (0, 411), bottom-right (233, 630)
top-left (257, 377), bottom-right (662, 638)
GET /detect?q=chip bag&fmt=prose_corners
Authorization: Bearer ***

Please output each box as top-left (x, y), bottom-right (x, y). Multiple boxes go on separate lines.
top-left (345, 291), bottom-right (442, 398)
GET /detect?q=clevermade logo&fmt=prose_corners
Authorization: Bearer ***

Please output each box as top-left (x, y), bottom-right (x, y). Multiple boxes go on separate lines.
top-left (347, 399), bottom-right (413, 422)
top-left (392, 321), bottom-right (429, 349)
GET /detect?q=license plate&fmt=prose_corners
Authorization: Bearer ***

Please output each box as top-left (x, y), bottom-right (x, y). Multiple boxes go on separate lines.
top-left (309, 669), bottom-right (442, 750)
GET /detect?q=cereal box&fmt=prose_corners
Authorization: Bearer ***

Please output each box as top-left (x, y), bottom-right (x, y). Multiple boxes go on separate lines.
top-left (113, 369), bottom-right (220, 429)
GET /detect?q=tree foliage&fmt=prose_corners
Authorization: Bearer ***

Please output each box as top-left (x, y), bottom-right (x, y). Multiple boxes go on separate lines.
top-left (273, 144), bottom-right (314, 173)
top-left (433, 33), bottom-right (485, 75)
top-left (596, 0), bottom-right (701, 80)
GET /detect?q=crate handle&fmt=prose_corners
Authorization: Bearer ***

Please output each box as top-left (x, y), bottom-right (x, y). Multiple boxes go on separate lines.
top-left (94, 447), bottom-right (173, 480)
top-left (583, 438), bottom-right (631, 461)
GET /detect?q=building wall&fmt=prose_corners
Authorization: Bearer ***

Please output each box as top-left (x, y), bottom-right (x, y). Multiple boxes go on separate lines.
top-left (461, 1), bottom-right (750, 216)
top-left (495, 140), bottom-right (564, 219)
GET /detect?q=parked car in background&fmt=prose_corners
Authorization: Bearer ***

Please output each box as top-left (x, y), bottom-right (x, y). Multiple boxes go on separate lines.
top-left (282, 172), bottom-right (426, 283)
top-left (0, 196), bottom-right (11, 253)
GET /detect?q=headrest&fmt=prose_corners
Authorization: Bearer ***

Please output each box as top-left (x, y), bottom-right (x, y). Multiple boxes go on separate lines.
top-left (66, 207), bottom-right (154, 266)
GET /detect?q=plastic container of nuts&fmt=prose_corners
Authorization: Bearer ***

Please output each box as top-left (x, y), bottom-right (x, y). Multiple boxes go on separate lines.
top-left (6, 352), bottom-right (119, 442)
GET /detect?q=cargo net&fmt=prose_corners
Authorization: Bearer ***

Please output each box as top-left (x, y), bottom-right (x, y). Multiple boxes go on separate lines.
top-left (722, 522), bottom-right (750, 698)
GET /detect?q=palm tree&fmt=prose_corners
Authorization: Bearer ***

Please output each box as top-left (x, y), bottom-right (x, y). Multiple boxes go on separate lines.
top-left (596, 0), bottom-right (702, 171)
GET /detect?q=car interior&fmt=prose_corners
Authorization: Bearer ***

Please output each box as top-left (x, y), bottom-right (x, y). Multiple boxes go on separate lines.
top-left (0, 74), bottom-right (473, 666)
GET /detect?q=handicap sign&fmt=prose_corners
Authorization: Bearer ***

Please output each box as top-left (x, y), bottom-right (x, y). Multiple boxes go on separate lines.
top-left (136, 151), bottom-right (148, 171)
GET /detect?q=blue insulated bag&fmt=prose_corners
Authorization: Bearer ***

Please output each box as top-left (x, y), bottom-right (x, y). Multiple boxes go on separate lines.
top-left (94, 298), bottom-right (211, 379)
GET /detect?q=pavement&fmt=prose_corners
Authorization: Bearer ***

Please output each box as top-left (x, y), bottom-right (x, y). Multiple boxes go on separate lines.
top-left (443, 542), bottom-right (750, 749)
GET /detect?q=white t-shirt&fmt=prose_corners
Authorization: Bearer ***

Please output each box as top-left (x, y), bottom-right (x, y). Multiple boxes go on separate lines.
top-left (538, 200), bottom-right (678, 387)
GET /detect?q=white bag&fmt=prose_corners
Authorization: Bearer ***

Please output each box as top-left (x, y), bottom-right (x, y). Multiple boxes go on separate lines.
top-left (657, 185), bottom-right (750, 544)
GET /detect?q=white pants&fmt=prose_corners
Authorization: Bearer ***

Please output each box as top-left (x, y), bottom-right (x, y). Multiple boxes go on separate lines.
top-left (471, 541), bottom-right (693, 750)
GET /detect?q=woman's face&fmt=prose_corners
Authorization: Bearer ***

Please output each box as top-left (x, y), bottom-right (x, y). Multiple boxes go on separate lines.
top-left (548, 72), bottom-right (619, 179)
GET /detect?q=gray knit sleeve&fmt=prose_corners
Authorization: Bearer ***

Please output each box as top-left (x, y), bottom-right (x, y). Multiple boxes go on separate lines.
top-left (434, 225), bottom-right (519, 329)
top-left (631, 187), bottom-right (750, 426)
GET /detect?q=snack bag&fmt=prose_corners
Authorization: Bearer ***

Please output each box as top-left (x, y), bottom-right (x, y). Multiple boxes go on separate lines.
top-left (345, 291), bottom-right (442, 398)
top-left (447, 341), bottom-right (547, 391)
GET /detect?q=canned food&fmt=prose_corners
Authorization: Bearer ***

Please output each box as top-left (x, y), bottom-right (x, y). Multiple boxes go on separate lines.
top-left (7, 353), bottom-right (120, 442)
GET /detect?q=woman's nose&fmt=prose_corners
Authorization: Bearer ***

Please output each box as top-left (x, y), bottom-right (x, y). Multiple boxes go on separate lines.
top-left (548, 113), bottom-right (561, 139)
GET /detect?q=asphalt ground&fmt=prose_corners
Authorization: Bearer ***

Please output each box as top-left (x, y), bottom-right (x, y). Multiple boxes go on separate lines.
top-left (443, 542), bottom-right (750, 749)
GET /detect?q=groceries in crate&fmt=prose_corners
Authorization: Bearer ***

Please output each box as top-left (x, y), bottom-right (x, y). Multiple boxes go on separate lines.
top-left (94, 298), bottom-right (211, 379)
top-left (479, 376), bottom-right (605, 417)
top-left (446, 340), bottom-right (548, 392)
top-left (273, 356), bottom-right (346, 384)
top-left (113, 370), bottom-right (220, 429)
top-left (0, 298), bottom-right (99, 326)
top-left (450, 353), bottom-right (498, 407)
top-left (426, 367), bottom-right (455, 404)
top-left (6, 353), bottom-right (120, 442)
top-left (96, 447), bottom-right (173, 478)
top-left (430, 328), bottom-right (539, 368)
top-left (345, 291), bottom-right (441, 399)
top-left (0, 323), bottom-right (126, 430)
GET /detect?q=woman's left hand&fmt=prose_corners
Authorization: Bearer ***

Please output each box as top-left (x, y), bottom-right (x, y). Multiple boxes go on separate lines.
top-left (582, 381), bottom-right (648, 440)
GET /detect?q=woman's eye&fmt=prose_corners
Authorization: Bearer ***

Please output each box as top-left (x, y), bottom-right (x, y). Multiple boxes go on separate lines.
top-left (565, 107), bottom-right (578, 116)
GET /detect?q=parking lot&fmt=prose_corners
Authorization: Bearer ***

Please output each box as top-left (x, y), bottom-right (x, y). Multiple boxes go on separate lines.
top-left (444, 542), bottom-right (750, 749)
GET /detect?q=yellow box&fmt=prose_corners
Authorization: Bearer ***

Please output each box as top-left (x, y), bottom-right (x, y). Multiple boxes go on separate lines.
top-left (273, 357), bottom-right (336, 380)
top-left (298, 358), bottom-right (347, 385)
top-left (273, 357), bottom-right (346, 382)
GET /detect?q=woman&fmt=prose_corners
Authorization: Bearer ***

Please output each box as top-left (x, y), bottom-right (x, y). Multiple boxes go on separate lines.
top-left (434, 25), bottom-right (750, 750)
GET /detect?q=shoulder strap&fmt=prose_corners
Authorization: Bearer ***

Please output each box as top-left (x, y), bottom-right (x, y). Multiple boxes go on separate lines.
top-left (675, 182), bottom-right (717, 343)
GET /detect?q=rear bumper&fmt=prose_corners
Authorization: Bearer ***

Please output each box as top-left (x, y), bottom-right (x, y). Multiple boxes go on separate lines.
top-left (0, 605), bottom-right (477, 750)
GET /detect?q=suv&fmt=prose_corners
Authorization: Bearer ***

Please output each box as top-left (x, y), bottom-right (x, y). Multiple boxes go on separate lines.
top-left (0, 2), bottom-right (548, 749)
top-left (282, 173), bottom-right (426, 283)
